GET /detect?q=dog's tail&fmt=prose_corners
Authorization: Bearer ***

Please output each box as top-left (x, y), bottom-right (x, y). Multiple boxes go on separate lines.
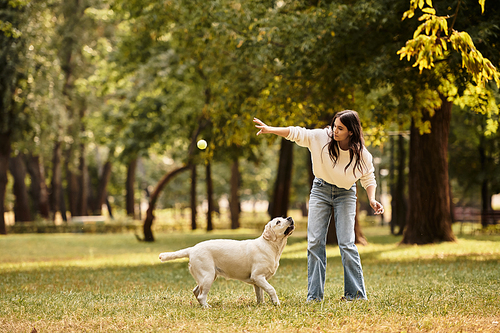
top-left (158, 248), bottom-right (192, 262)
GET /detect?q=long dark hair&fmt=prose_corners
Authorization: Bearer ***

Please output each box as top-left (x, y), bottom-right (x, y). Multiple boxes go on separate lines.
top-left (324, 110), bottom-right (367, 176)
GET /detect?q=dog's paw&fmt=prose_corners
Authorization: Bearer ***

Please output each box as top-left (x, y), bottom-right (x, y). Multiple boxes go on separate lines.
top-left (159, 253), bottom-right (168, 262)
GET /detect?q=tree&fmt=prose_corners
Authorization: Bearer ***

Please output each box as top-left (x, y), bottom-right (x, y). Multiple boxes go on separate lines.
top-left (8, 153), bottom-right (32, 222)
top-left (25, 154), bottom-right (50, 219)
top-left (1, 0), bottom-right (54, 231)
top-left (397, 0), bottom-right (500, 244)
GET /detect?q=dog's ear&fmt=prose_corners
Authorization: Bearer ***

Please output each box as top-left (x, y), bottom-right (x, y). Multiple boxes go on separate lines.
top-left (263, 223), bottom-right (277, 241)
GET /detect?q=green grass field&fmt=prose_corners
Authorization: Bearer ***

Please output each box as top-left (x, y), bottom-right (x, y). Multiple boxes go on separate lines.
top-left (1, 226), bottom-right (499, 332)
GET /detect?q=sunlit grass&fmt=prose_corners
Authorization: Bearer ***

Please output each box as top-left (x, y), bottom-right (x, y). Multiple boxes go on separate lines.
top-left (1, 226), bottom-right (499, 332)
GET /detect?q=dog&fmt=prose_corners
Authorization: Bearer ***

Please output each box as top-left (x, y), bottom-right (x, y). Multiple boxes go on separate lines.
top-left (159, 216), bottom-right (295, 307)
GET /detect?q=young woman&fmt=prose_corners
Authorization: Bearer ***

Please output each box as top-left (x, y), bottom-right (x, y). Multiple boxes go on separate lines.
top-left (253, 110), bottom-right (384, 301)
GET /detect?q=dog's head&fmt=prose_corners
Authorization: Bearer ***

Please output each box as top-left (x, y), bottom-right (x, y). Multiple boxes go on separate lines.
top-left (262, 217), bottom-right (295, 242)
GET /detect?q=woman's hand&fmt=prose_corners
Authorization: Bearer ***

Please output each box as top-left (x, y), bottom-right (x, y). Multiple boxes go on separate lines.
top-left (253, 118), bottom-right (290, 137)
top-left (370, 199), bottom-right (384, 215)
top-left (253, 117), bottom-right (269, 136)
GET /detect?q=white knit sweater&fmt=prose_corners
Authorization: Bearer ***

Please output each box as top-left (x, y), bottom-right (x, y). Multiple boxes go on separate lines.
top-left (285, 126), bottom-right (377, 190)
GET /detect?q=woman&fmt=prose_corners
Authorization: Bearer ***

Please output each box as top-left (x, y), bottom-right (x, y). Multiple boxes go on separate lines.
top-left (253, 110), bottom-right (384, 301)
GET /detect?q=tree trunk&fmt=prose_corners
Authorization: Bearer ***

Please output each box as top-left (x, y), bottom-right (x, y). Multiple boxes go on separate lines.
top-left (142, 165), bottom-right (190, 242)
top-left (95, 160), bottom-right (112, 215)
top-left (77, 142), bottom-right (88, 216)
top-left (65, 148), bottom-right (78, 218)
top-left (391, 134), bottom-right (407, 235)
top-left (402, 96), bottom-right (456, 244)
top-left (59, 182), bottom-right (68, 222)
top-left (206, 162), bottom-right (214, 231)
top-left (190, 164), bottom-right (197, 230)
top-left (106, 197), bottom-right (114, 219)
top-left (327, 199), bottom-right (367, 245)
top-left (0, 133), bottom-right (11, 234)
top-left (389, 136), bottom-right (396, 234)
top-left (230, 158), bottom-right (240, 229)
top-left (50, 141), bottom-right (62, 221)
top-left (126, 157), bottom-right (137, 218)
top-left (9, 153), bottom-right (32, 222)
top-left (479, 135), bottom-right (492, 227)
top-left (26, 154), bottom-right (50, 219)
top-left (270, 138), bottom-right (294, 218)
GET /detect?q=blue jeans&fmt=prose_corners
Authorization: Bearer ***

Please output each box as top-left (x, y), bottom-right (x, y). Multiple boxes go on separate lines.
top-left (307, 178), bottom-right (367, 301)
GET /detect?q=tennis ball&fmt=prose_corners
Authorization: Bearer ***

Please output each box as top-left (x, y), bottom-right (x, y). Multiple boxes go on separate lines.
top-left (197, 139), bottom-right (207, 150)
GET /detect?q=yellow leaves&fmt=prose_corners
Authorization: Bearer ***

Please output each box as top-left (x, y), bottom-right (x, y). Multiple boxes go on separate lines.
top-left (398, 0), bottom-right (500, 88)
top-left (398, 8), bottom-right (451, 73)
top-left (402, 0), bottom-right (433, 20)
top-left (402, 9), bottom-right (415, 21)
top-left (236, 39), bottom-right (244, 48)
top-left (479, 0), bottom-right (485, 13)
top-left (421, 7), bottom-right (436, 15)
top-left (397, 34), bottom-right (446, 73)
top-left (449, 31), bottom-right (500, 87)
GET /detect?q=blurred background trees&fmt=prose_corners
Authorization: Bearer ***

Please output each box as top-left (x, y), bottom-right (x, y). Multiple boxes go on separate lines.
top-left (1, 0), bottom-right (499, 244)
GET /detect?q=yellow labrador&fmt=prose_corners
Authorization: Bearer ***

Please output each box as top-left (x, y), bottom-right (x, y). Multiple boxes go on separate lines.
top-left (159, 217), bottom-right (295, 307)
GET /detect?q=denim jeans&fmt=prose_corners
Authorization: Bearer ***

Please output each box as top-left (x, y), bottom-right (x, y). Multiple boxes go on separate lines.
top-left (306, 178), bottom-right (367, 301)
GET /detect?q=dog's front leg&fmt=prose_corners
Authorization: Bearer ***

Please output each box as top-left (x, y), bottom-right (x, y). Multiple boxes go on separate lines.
top-left (253, 285), bottom-right (264, 304)
top-left (252, 276), bottom-right (280, 306)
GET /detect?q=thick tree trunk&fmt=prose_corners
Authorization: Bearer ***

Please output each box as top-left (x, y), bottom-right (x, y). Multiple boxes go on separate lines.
top-left (270, 138), bottom-right (294, 218)
top-left (190, 165), bottom-right (197, 230)
top-left (142, 165), bottom-right (190, 242)
top-left (126, 158), bottom-right (137, 218)
top-left (206, 162), bottom-right (214, 231)
top-left (26, 154), bottom-right (50, 219)
top-left (0, 133), bottom-right (11, 234)
top-left (9, 153), bottom-right (32, 222)
top-left (402, 96), bottom-right (456, 244)
top-left (229, 158), bottom-right (240, 229)
top-left (327, 199), bottom-right (367, 245)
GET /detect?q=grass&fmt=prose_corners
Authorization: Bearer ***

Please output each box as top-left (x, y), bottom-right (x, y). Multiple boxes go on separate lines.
top-left (1, 225), bottom-right (499, 332)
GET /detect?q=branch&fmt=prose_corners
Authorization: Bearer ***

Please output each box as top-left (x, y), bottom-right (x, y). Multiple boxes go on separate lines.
top-left (449, 0), bottom-right (461, 32)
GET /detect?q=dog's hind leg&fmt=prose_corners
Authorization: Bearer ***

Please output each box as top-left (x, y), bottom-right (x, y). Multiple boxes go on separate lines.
top-left (193, 285), bottom-right (200, 297)
top-left (253, 285), bottom-right (264, 304)
top-left (189, 261), bottom-right (216, 308)
top-left (252, 276), bottom-right (280, 306)
top-left (193, 278), bottom-right (214, 308)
